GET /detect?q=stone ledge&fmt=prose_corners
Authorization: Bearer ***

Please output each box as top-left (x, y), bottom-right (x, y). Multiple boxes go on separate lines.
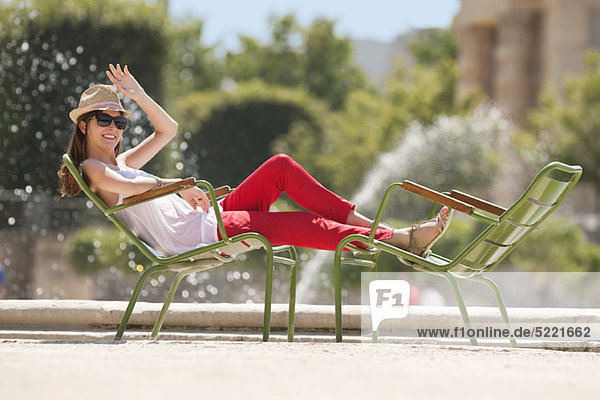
top-left (0, 299), bottom-right (598, 330)
top-left (1, 300), bottom-right (599, 350)
top-left (0, 300), bottom-right (346, 330)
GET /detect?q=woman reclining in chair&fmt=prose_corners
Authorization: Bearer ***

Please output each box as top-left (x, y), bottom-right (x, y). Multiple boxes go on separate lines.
top-left (58, 64), bottom-right (448, 257)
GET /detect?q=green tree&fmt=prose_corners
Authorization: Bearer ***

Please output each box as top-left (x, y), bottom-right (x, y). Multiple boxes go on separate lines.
top-left (275, 89), bottom-right (388, 196)
top-left (528, 50), bottom-right (600, 186)
top-left (226, 15), bottom-right (304, 88)
top-left (173, 81), bottom-right (329, 186)
top-left (164, 19), bottom-right (223, 100)
top-left (385, 27), bottom-right (475, 129)
top-left (385, 57), bottom-right (459, 126)
top-left (225, 14), bottom-right (369, 110)
top-left (508, 217), bottom-right (600, 272)
top-left (270, 26), bottom-right (482, 197)
top-left (407, 27), bottom-right (458, 66)
top-left (302, 18), bottom-right (370, 109)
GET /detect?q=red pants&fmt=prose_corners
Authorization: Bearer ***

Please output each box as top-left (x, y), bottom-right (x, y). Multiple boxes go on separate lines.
top-left (217, 154), bottom-right (394, 250)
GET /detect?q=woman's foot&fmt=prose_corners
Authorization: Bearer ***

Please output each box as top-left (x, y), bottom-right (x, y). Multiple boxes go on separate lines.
top-left (406, 206), bottom-right (450, 256)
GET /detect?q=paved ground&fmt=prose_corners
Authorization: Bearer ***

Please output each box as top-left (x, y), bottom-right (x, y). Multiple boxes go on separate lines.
top-left (1, 339), bottom-right (598, 399)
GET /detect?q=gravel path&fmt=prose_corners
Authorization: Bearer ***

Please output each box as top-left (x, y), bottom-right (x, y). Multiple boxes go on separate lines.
top-left (1, 340), bottom-right (598, 399)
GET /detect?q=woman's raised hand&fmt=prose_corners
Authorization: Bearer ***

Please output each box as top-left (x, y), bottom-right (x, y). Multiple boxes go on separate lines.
top-left (106, 64), bottom-right (145, 101)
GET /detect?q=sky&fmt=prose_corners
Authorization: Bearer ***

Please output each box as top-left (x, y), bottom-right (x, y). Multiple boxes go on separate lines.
top-left (168, 0), bottom-right (461, 51)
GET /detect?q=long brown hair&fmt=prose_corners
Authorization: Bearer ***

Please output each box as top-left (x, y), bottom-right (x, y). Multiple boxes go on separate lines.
top-left (57, 111), bottom-right (122, 197)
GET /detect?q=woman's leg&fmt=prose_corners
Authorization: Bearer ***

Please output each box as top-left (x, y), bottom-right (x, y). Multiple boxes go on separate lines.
top-left (218, 207), bottom-right (448, 253)
top-left (218, 210), bottom-right (394, 251)
top-left (221, 154), bottom-right (355, 224)
top-left (218, 154), bottom-right (449, 252)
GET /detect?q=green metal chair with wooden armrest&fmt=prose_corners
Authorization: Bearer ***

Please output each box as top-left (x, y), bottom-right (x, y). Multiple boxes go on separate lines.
top-left (62, 153), bottom-right (298, 342)
top-left (334, 161), bottom-right (583, 346)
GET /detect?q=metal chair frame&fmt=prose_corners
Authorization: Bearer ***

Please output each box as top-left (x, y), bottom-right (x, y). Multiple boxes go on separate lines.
top-left (334, 161), bottom-right (583, 346)
top-left (63, 154), bottom-right (297, 341)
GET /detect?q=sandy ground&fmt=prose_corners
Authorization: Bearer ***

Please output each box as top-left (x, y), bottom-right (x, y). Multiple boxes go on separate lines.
top-left (1, 340), bottom-right (598, 399)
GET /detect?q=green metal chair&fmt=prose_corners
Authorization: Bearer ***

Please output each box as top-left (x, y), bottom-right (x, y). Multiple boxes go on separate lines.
top-left (63, 154), bottom-right (297, 342)
top-left (334, 161), bottom-right (583, 346)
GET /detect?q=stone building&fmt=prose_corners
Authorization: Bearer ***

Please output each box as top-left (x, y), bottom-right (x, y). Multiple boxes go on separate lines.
top-left (456, 0), bottom-right (600, 124)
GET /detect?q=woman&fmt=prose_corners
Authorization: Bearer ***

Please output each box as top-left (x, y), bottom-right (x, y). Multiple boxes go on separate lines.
top-left (58, 64), bottom-right (448, 257)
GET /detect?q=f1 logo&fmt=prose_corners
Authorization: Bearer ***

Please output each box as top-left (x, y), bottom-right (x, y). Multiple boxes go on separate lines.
top-left (369, 280), bottom-right (411, 331)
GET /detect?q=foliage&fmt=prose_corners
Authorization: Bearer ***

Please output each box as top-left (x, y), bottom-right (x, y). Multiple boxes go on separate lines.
top-left (163, 19), bottom-right (223, 100)
top-left (226, 15), bottom-right (303, 88)
top-left (225, 14), bottom-right (370, 110)
top-left (168, 24), bottom-right (473, 200)
top-left (322, 103), bottom-right (508, 206)
top-left (273, 26), bottom-right (478, 198)
top-left (407, 28), bottom-right (458, 66)
top-left (172, 81), bottom-right (330, 186)
top-left (527, 50), bottom-right (600, 185)
top-left (386, 57), bottom-right (461, 125)
top-left (302, 17), bottom-right (371, 109)
top-left (508, 217), bottom-right (600, 272)
top-left (277, 89), bottom-right (390, 197)
top-left (282, 27), bottom-right (479, 197)
top-left (385, 26), bottom-right (478, 128)
top-left (0, 0), bottom-right (169, 192)
top-left (68, 225), bottom-right (146, 274)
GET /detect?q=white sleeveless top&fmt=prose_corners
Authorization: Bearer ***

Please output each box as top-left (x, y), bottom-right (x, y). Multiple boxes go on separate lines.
top-left (111, 166), bottom-right (220, 257)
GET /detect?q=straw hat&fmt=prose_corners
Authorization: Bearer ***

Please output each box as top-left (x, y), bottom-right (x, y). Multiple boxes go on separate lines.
top-left (69, 84), bottom-right (132, 123)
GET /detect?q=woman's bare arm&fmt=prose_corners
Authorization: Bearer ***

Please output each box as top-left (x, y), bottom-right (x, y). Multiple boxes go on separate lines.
top-left (81, 159), bottom-right (209, 211)
top-left (81, 159), bottom-right (180, 196)
top-left (106, 64), bottom-right (178, 170)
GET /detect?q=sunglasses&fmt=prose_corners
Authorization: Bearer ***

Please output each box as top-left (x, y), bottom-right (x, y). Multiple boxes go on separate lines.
top-left (90, 113), bottom-right (128, 130)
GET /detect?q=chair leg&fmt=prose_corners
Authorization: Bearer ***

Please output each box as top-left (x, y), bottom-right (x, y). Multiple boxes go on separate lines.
top-left (115, 264), bottom-right (168, 340)
top-left (287, 263), bottom-right (297, 342)
top-left (471, 275), bottom-right (517, 348)
top-left (440, 272), bottom-right (478, 346)
top-left (370, 264), bottom-right (379, 343)
top-left (150, 269), bottom-right (189, 340)
top-left (333, 235), bottom-right (370, 343)
top-left (262, 246), bottom-right (274, 342)
top-left (334, 239), bottom-right (349, 343)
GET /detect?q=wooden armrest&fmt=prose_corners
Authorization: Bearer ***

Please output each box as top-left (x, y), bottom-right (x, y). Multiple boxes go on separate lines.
top-left (122, 180), bottom-right (232, 206)
top-left (122, 178), bottom-right (196, 206)
top-left (402, 180), bottom-right (474, 215)
top-left (450, 190), bottom-right (506, 216)
top-left (212, 185), bottom-right (232, 199)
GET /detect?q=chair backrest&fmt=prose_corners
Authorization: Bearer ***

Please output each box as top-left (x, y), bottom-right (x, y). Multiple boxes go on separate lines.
top-left (449, 162), bottom-right (582, 277)
top-left (63, 154), bottom-right (170, 263)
